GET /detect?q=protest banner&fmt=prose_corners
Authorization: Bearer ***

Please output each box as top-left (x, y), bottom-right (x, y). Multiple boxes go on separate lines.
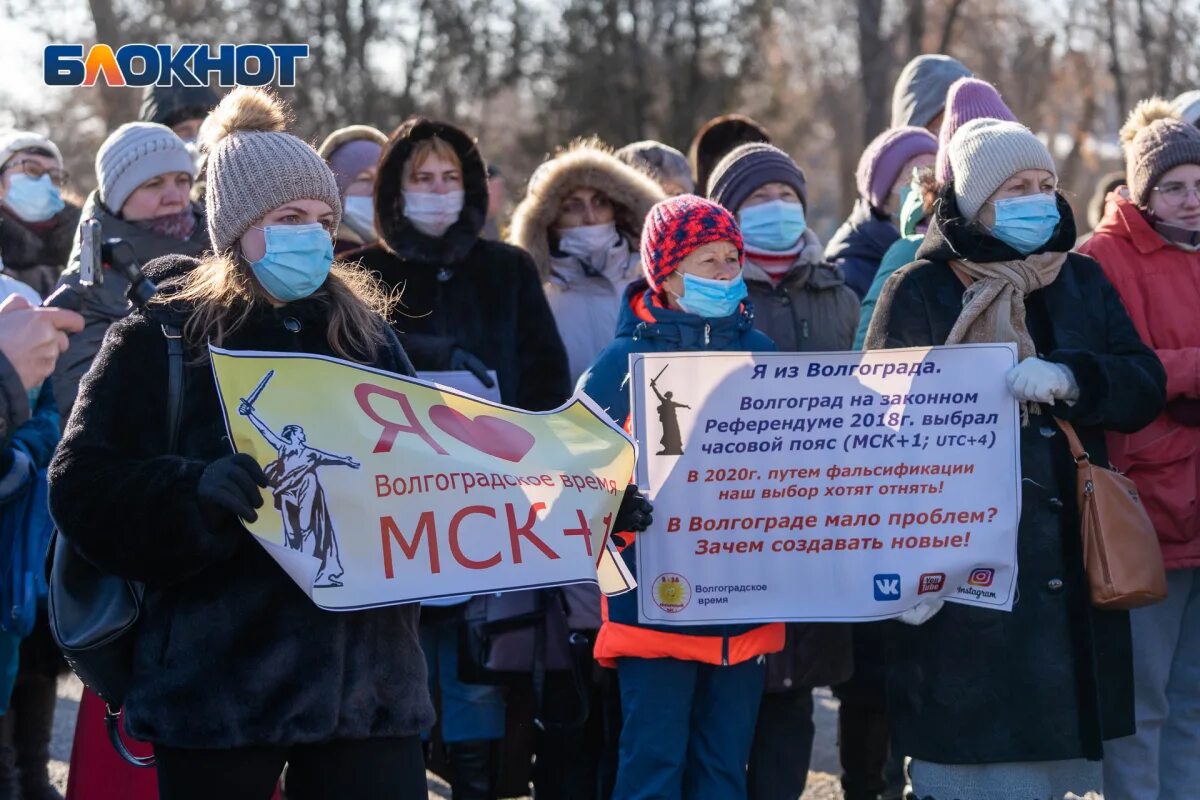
top-left (210, 347), bottom-right (637, 610)
top-left (630, 344), bottom-right (1021, 624)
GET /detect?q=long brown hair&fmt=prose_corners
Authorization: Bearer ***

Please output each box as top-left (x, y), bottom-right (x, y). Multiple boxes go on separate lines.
top-left (154, 254), bottom-right (397, 363)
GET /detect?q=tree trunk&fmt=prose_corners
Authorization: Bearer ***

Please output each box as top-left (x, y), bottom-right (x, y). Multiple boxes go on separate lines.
top-left (856, 0), bottom-right (891, 141)
top-left (86, 0), bottom-right (138, 131)
top-left (1106, 0), bottom-right (1129, 115)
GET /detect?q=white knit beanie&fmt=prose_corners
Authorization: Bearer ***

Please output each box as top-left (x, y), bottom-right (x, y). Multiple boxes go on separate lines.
top-left (949, 119), bottom-right (1057, 220)
top-left (0, 130), bottom-right (63, 172)
top-left (200, 87), bottom-right (341, 254)
top-left (96, 122), bottom-right (195, 213)
top-left (1172, 89), bottom-right (1200, 128)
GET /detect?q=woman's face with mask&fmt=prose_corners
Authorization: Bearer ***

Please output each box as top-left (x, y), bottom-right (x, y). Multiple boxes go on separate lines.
top-left (239, 198), bottom-right (337, 263)
top-left (976, 169), bottom-right (1056, 227)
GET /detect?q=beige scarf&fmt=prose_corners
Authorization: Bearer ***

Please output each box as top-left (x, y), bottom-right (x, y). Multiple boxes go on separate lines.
top-left (865, 251), bottom-right (1067, 422)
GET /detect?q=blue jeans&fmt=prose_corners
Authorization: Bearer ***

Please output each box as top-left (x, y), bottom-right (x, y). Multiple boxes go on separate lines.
top-left (1103, 567), bottom-right (1200, 800)
top-left (419, 619), bottom-right (506, 743)
top-left (613, 656), bottom-right (765, 800)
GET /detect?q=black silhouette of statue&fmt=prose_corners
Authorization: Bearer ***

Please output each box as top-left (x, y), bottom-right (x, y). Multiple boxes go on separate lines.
top-left (651, 377), bottom-right (690, 456)
top-left (240, 387), bottom-right (361, 588)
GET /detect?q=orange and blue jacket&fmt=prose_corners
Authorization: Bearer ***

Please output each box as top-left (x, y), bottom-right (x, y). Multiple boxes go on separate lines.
top-left (578, 282), bottom-right (785, 666)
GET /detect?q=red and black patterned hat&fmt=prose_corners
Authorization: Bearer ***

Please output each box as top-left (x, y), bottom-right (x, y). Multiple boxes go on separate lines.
top-left (640, 194), bottom-right (743, 292)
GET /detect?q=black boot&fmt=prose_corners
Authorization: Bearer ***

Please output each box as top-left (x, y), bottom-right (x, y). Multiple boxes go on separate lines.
top-left (12, 676), bottom-right (63, 800)
top-left (445, 739), bottom-right (497, 800)
top-left (0, 712), bottom-right (20, 800)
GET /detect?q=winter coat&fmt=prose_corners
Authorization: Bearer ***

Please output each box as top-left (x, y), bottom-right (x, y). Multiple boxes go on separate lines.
top-left (541, 241), bottom-right (641, 384)
top-left (579, 281), bottom-right (785, 667)
top-left (1078, 194), bottom-right (1200, 569)
top-left (47, 254), bottom-right (435, 748)
top-left (0, 202), bottom-right (81, 297)
top-left (509, 141), bottom-right (664, 383)
top-left (745, 232), bottom-right (860, 353)
top-left (351, 118), bottom-right (570, 411)
top-left (824, 199), bottom-right (900, 298)
top-left (873, 189), bottom-right (1165, 764)
top-left (854, 190), bottom-right (930, 349)
top-left (52, 191), bottom-right (210, 419)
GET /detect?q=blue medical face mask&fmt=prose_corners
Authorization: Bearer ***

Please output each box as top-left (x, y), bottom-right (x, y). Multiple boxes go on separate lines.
top-left (249, 223), bottom-right (334, 302)
top-left (3, 173), bottom-right (64, 222)
top-left (674, 271), bottom-right (748, 319)
top-left (989, 193), bottom-right (1060, 255)
top-left (738, 200), bottom-right (807, 252)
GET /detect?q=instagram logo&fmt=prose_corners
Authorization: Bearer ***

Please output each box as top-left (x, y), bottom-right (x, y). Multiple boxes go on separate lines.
top-left (968, 568), bottom-right (995, 587)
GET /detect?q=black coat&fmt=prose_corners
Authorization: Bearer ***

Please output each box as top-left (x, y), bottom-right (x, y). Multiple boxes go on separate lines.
top-left (48, 255), bottom-right (435, 748)
top-left (876, 190), bottom-right (1165, 764)
top-left (350, 118), bottom-right (570, 411)
top-left (0, 202), bottom-right (81, 297)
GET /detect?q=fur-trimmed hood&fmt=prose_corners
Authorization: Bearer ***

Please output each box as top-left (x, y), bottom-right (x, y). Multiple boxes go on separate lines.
top-left (374, 118), bottom-right (488, 266)
top-left (509, 140), bottom-right (665, 280)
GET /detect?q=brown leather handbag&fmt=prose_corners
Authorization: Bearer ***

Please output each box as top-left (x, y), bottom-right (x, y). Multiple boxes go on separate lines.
top-left (1054, 419), bottom-right (1168, 610)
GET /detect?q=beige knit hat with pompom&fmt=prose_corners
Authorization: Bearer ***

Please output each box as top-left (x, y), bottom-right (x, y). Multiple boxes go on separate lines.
top-left (1120, 97), bottom-right (1200, 207)
top-left (200, 87), bottom-right (341, 254)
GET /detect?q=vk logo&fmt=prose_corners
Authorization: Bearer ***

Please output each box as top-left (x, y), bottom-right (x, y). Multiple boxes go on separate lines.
top-left (873, 574), bottom-right (901, 601)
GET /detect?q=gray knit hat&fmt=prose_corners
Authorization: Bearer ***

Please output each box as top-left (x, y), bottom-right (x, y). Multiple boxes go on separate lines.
top-left (199, 87), bottom-right (341, 254)
top-left (1119, 98), bottom-right (1200, 207)
top-left (891, 54), bottom-right (973, 129)
top-left (615, 140), bottom-right (694, 194)
top-left (707, 143), bottom-right (807, 212)
top-left (95, 122), bottom-right (195, 213)
top-left (948, 119), bottom-right (1056, 220)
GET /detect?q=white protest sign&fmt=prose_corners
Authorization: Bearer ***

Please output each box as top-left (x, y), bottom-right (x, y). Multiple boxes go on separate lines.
top-left (631, 345), bottom-right (1021, 624)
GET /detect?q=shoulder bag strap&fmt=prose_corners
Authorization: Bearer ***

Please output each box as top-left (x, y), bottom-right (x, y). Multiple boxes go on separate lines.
top-left (162, 324), bottom-right (184, 454)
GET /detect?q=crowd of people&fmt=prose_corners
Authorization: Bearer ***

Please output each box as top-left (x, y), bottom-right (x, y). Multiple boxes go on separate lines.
top-left (0, 52), bottom-right (1193, 800)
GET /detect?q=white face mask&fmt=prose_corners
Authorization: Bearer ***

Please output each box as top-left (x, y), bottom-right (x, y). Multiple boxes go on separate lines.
top-left (342, 195), bottom-right (376, 239)
top-left (557, 222), bottom-right (619, 265)
top-left (403, 190), bottom-right (465, 238)
top-left (181, 138), bottom-right (203, 170)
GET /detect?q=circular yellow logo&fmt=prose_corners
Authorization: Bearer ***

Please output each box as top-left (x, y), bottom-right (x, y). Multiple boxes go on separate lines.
top-left (652, 573), bottom-right (691, 613)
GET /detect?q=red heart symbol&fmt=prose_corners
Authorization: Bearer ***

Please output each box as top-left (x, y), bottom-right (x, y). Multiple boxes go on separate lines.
top-left (428, 405), bottom-right (536, 463)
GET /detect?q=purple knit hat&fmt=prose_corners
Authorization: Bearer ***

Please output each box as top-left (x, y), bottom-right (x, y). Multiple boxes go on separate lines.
top-left (856, 127), bottom-right (937, 211)
top-left (936, 78), bottom-right (1017, 183)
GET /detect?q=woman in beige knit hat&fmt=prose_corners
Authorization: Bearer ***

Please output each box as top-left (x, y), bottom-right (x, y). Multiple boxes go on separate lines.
top-left (1079, 99), bottom-right (1200, 800)
top-left (48, 87), bottom-right (434, 799)
top-left (866, 120), bottom-right (1165, 800)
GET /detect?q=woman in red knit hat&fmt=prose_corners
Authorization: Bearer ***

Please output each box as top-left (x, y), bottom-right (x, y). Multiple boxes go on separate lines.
top-left (578, 194), bottom-right (783, 800)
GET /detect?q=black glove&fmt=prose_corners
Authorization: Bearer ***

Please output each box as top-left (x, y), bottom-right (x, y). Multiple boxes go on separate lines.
top-left (449, 347), bottom-right (496, 389)
top-left (614, 484), bottom-right (653, 533)
top-left (198, 453), bottom-right (269, 524)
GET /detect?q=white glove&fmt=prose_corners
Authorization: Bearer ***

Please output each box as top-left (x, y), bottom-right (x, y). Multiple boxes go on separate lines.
top-left (1005, 357), bottom-right (1079, 405)
top-left (898, 599), bottom-right (944, 626)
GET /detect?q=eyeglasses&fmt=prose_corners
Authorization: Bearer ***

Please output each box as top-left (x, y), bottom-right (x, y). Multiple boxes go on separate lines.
top-left (1152, 181), bottom-right (1200, 205)
top-left (1, 160), bottom-right (69, 187)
